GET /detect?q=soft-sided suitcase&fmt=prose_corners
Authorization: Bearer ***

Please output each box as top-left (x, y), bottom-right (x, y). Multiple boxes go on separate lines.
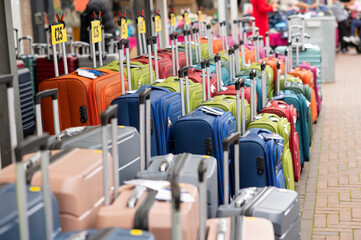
top-left (217, 133), bottom-right (301, 240)
top-left (197, 157), bottom-right (275, 240)
top-left (272, 90), bottom-right (310, 164)
top-left (261, 100), bottom-right (301, 182)
top-left (36, 55), bottom-right (78, 87)
top-left (173, 69), bottom-right (237, 204)
top-left (18, 68), bottom-right (36, 137)
top-left (38, 68), bottom-right (127, 134)
top-left (95, 108), bottom-right (200, 240)
top-left (289, 67), bottom-right (318, 122)
top-left (258, 57), bottom-right (285, 84)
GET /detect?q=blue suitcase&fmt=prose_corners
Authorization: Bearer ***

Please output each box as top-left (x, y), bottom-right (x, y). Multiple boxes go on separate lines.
top-left (111, 85), bottom-right (181, 156)
top-left (272, 90), bottom-right (310, 164)
top-left (18, 68), bottom-right (35, 138)
top-left (238, 128), bottom-right (286, 189)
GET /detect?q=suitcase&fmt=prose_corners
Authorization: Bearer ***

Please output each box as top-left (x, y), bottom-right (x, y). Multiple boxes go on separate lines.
top-left (38, 68), bottom-right (127, 134)
top-left (298, 61), bottom-right (322, 111)
top-left (272, 90), bottom-right (310, 164)
top-left (36, 55), bottom-right (78, 87)
top-left (217, 133), bottom-right (301, 240)
top-left (173, 68), bottom-right (237, 204)
top-left (188, 62), bottom-right (219, 98)
top-left (197, 157), bottom-right (275, 240)
top-left (7, 134), bottom-right (155, 240)
top-left (18, 68), bottom-right (36, 137)
top-left (18, 36), bottom-right (38, 93)
top-left (261, 100), bottom-right (301, 182)
top-left (95, 110), bottom-right (200, 240)
top-left (98, 60), bottom-right (155, 90)
top-left (16, 60), bottom-right (26, 69)
top-left (258, 57), bottom-right (285, 84)
top-left (289, 67), bottom-right (318, 122)
top-left (153, 76), bottom-right (203, 112)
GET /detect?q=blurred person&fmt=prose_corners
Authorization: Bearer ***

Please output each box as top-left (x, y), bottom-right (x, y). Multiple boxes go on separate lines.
top-left (279, 0), bottom-right (319, 11)
top-left (80, 0), bottom-right (115, 50)
top-left (331, 0), bottom-right (350, 53)
top-left (251, 0), bottom-right (278, 38)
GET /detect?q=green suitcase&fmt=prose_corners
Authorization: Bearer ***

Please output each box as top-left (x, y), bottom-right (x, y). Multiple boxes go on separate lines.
top-left (282, 144), bottom-right (295, 190)
top-left (97, 60), bottom-right (155, 90)
top-left (154, 76), bottom-right (203, 111)
top-left (200, 95), bottom-right (251, 127)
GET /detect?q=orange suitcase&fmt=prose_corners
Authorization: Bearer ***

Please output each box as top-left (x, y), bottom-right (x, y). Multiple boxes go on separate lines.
top-left (38, 68), bottom-right (128, 134)
top-left (258, 57), bottom-right (285, 84)
top-left (289, 67), bottom-right (318, 122)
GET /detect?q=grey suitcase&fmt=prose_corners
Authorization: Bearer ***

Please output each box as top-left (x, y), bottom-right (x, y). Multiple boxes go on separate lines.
top-left (35, 89), bottom-right (140, 185)
top-left (216, 132), bottom-right (301, 240)
top-left (135, 86), bottom-right (219, 218)
top-left (137, 153), bottom-right (218, 218)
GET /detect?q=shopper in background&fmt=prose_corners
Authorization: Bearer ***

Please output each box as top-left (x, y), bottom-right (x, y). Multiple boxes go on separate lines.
top-left (80, 0), bottom-right (115, 51)
top-left (251, 0), bottom-right (278, 39)
top-left (331, 0), bottom-right (350, 53)
top-left (279, 0), bottom-right (319, 11)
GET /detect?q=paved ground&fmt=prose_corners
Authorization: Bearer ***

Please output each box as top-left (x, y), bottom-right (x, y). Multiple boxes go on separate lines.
top-left (297, 50), bottom-right (361, 240)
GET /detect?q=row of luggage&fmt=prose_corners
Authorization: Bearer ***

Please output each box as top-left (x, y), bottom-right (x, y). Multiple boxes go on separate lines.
top-left (3, 12), bottom-right (322, 240)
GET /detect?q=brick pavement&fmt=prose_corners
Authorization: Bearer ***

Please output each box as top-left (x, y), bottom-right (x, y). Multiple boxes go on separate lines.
top-left (296, 51), bottom-right (361, 239)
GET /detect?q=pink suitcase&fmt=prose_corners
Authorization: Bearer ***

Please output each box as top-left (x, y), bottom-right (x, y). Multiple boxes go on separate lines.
top-left (197, 157), bottom-right (275, 240)
top-left (269, 32), bottom-right (288, 47)
top-left (95, 90), bottom-right (200, 240)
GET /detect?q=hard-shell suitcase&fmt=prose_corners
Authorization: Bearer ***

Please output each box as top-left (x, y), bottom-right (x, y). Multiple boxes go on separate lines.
top-left (217, 133), bottom-right (301, 240)
top-left (38, 68), bottom-right (127, 134)
top-left (187, 65), bottom-right (219, 98)
top-left (261, 100), bottom-right (301, 182)
top-left (95, 106), bottom-right (200, 240)
top-left (18, 68), bottom-right (36, 137)
top-left (32, 89), bottom-right (141, 186)
top-left (197, 157), bottom-right (275, 240)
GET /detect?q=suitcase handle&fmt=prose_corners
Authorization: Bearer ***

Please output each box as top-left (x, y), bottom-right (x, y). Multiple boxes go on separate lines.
top-left (235, 78), bottom-right (246, 135)
top-left (0, 75), bottom-right (17, 165)
top-left (260, 61), bottom-right (268, 109)
top-left (139, 88), bottom-right (152, 171)
top-left (19, 36), bottom-right (34, 56)
top-left (234, 44), bottom-right (241, 76)
top-left (171, 174), bottom-right (182, 240)
top-left (100, 104), bottom-right (120, 204)
top-left (284, 49), bottom-right (288, 86)
top-left (198, 159), bottom-right (207, 240)
top-left (276, 61), bottom-right (281, 95)
top-left (170, 32), bottom-right (177, 76)
top-left (206, 24), bottom-right (213, 57)
top-left (214, 54), bottom-right (222, 93)
top-left (222, 132), bottom-right (241, 204)
top-left (240, 40), bottom-right (246, 68)
top-left (35, 89), bottom-right (61, 136)
top-left (178, 67), bottom-right (190, 116)
top-left (118, 38), bottom-right (132, 92)
top-left (15, 134), bottom-right (54, 240)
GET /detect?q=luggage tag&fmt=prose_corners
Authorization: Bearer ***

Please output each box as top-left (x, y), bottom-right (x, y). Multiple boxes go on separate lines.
top-left (200, 106), bottom-right (224, 116)
top-left (155, 187), bottom-right (195, 202)
top-left (77, 69), bottom-right (104, 79)
top-left (261, 133), bottom-right (284, 141)
top-left (272, 92), bottom-right (285, 101)
top-left (124, 179), bottom-right (170, 191)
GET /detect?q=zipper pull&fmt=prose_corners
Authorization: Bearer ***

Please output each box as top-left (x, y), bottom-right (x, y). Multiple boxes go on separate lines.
top-left (159, 153), bottom-right (174, 172)
top-left (127, 185), bottom-right (147, 208)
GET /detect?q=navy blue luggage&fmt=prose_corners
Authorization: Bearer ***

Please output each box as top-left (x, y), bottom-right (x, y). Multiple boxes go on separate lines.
top-left (173, 68), bottom-right (236, 204)
top-left (111, 85), bottom-right (181, 156)
top-left (18, 68), bottom-right (35, 138)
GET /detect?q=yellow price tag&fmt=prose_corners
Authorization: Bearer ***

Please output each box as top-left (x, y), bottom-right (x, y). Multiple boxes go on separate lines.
top-left (51, 23), bottom-right (67, 45)
top-left (91, 20), bottom-right (102, 44)
top-left (198, 11), bottom-right (203, 23)
top-left (170, 13), bottom-right (176, 27)
top-left (130, 230), bottom-right (143, 236)
top-left (154, 15), bottom-right (162, 33)
top-left (120, 19), bottom-right (128, 39)
top-left (137, 17), bottom-right (146, 34)
top-left (184, 12), bottom-right (190, 26)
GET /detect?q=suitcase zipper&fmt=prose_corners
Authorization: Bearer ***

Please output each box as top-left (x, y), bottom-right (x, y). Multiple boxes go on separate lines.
top-left (133, 189), bottom-right (157, 230)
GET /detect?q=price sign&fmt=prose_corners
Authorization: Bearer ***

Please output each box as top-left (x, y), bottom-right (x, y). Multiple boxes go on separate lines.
top-left (198, 11), bottom-right (203, 23)
top-left (137, 17), bottom-right (146, 34)
top-left (170, 13), bottom-right (176, 27)
top-left (51, 23), bottom-right (67, 45)
top-left (154, 15), bottom-right (162, 32)
top-left (184, 12), bottom-right (190, 26)
top-left (120, 19), bottom-right (128, 39)
top-left (91, 20), bottom-right (102, 43)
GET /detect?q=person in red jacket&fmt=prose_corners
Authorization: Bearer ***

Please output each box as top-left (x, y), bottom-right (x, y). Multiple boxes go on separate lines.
top-left (251, 0), bottom-right (277, 39)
